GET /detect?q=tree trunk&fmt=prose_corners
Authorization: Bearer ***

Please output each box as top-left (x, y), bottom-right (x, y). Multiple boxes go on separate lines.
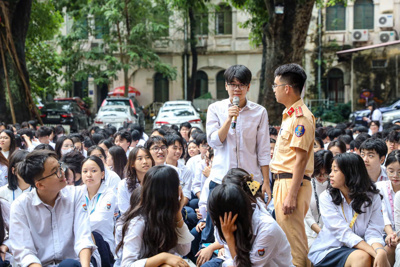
top-left (0, 0), bottom-right (36, 123)
top-left (260, 0), bottom-right (315, 125)
top-left (187, 6), bottom-right (197, 101)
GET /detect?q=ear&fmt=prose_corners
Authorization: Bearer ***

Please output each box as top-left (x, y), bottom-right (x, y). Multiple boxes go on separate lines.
top-left (380, 156), bottom-right (385, 165)
top-left (101, 171), bottom-right (105, 180)
top-left (35, 181), bottom-right (45, 191)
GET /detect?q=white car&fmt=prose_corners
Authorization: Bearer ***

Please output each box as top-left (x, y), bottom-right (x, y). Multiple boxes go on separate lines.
top-left (93, 105), bottom-right (138, 129)
top-left (153, 106), bottom-right (204, 131)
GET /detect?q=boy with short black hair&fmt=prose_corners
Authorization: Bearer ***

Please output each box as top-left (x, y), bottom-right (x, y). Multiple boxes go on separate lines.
top-left (114, 130), bottom-right (132, 157)
top-left (360, 138), bottom-right (388, 182)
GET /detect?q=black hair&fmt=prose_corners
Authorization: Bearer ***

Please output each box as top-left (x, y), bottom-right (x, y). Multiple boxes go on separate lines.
top-left (222, 168), bottom-right (262, 203)
top-left (131, 130), bottom-right (141, 142)
top-left (61, 150), bottom-right (85, 185)
top-left (338, 135), bottom-right (353, 145)
top-left (82, 155), bottom-right (105, 173)
top-left (195, 133), bottom-right (207, 146)
top-left (20, 121), bottom-right (29, 129)
top-left (108, 146), bottom-right (127, 179)
top-left (7, 150), bottom-right (29, 190)
top-left (269, 126), bottom-right (278, 136)
top-left (70, 133), bottom-right (84, 142)
top-left (0, 130), bottom-right (16, 156)
top-left (385, 150), bottom-right (400, 167)
top-left (55, 125), bottom-right (66, 135)
top-left (316, 127), bottom-right (328, 140)
top-left (126, 146), bottom-right (155, 192)
top-left (270, 138), bottom-right (276, 144)
top-left (14, 134), bottom-right (22, 148)
top-left (89, 126), bottom-right (100, 134)
top-left (314, 137), bottom-right (323, 148)
top-left (328, 153), bottom-right (380, 214)
top-left (274, 63), bottom-right (307, 95)
top-left (327, 128), bottom-right (345, 141)
top-left (117, 165), bottom-right (181, 257)
top-left (367, 102), bottom-right (378, 120)
top-left (36, 126), bottom-right (52, 138)
top-left (327, 140), bottom-right (346, 154)
top-left (16, 150), bottom-right (58, 186)
top-left (360, 138), bottom-right (388, 158)
top-left (313, 150), bottom-right (333, 177)
top-left (369, 120), bottom-right (380, 128)
top-left (386, 131), bottom-right (400, 143)
top-left (145, 135), bottom-right (167, 150)
top-left (34, 144), bottom-right (55, 151)
top-left (98, 138), bottom-right (114, 149)
top-left (55, 136), bottom-right (73, 159)
top-left (105, 126), bottom-right (117, 136)
top-left (350, 140), bottom-right (361, 150)
top-left (165, 134), bottom-right (184, 148)
top-left (150, 128), bottom-right (166, 137)
top-left (224, 65), bottom-right (252, 85)
top-left (128, 124), bottom-right (144, 137)
top-left (28, 120), bottom-right (37, 129)
top-left (87, 145), bottom-right (107, 159)
top-left (355, 132), bottom-right (371, 143)
top-left (170, 124), bottom-right (179, 133)
top-left (354, 126), bottom-right (369, 133)
top-left (17, 128), bottom-right (34, 141)
top-left (92, 133), bottom-right (105, 145)
top-left (83, 136), bottom-right (95, 149)
top-left (115, 130), bottom-right (132, 144)
top-left (208, 183), bottom-right (253, 266)
top-left (180, 122), bottom-right (192, 130)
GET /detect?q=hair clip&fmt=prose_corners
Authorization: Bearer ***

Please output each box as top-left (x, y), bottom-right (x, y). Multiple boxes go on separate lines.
top-left (247, 180), bottom-right (260, 196)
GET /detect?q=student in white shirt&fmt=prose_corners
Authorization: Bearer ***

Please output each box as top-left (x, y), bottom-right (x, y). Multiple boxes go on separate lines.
top-left (0, 150), bottom-right (32, 203)
top-left (0, 198), bottom-right (10, 265)
top-left (0, 130), bottom-right (15, 160)
top-left (360, 138), bottom-right (388, 183)
top-left (61, 150), bottom-right (86, 186)
top-left (116, 165), bottom-right (193, 267)
top-left (179, 122), bottom-right (191, 143)
top-left (114, 130), bottom-right (132, 158)
top-left (376, 150), bottom-right (400, 265)
top-left (305, 150), bottom-right (333, 248)
top-left (88, 146), bottom-right (121, 192)
top-left (81, 156), bottom-right (116, 267)
top-left (10, 150), bottom-right (96, 267)
top-left (106, 146), bottom-right (127, 181)
top-left (205, 172), bottom-right (292, 267)
top-left (117, 146), bottom-right (154, 214)
top-left (308, 153), bottom-right (391, 267)
top-left (0, 154), bottom-right (7, 188)
top-left (55, 136), bottom-right (75, 159)
top-left (186, 140), bottom-right (200, 162)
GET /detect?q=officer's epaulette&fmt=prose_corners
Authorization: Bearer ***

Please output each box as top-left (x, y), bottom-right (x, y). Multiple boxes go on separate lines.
top-left (295, 107), bottom-right (303, 117)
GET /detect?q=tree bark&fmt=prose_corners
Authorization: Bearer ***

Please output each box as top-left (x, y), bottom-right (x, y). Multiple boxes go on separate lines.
top-left (187, 6), bottom-right (197, 101)
top-left (260, 0), bottom-right (315, 125)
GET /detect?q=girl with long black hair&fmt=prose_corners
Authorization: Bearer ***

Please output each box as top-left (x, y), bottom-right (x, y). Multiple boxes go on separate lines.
top-left (0, 130), bottom-right (15, 159)
top-left (309, 153), bottom-right (390, 267)
top-left (116, 165), bottom-right (193, 266)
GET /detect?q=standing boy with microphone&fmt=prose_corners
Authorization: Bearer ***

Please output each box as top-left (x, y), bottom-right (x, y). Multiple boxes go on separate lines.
top-left (196, 65), bottom-right (271, 247)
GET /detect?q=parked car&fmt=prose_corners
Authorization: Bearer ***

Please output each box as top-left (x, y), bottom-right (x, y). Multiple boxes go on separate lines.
top-left (54, 97), bottom-right (92, 124)
top-left (153, 106), bottom-right (204, 131)
top-left (93, 105), bottom-right (138, 129)
top-left (40, 102), bottom-right (88, 132)
top-left (382, 109), bottom-right (400, 125)
top-left (349, 99), bottom-right (400, 126)
top-left (101, 97), bottom-right (145, 128)
top-left (162, 100), bottom-right (201, 113)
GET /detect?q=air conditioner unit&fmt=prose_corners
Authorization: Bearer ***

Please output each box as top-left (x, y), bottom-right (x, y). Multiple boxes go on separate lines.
top-left (377, 14), bottom-right (394, 28)
top-left (352, 30), bottom-right (369, 42)
top-left (196, 36), bottom-right (207, 48)
top-left (379, 31), bottom-right (396, 43)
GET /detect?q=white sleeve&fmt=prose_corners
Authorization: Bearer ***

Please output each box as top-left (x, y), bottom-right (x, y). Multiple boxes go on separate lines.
top-left (305, 205), bottom-right (317, 229)
top-left (121, 219), bottom-right (148, 267)
top-left (206, 104), bottom-right (224, 149)
top-left (191, 164), bottom-right (203, 195)
top-left (117, 179), bottom-right (131, 214)
top-left (174, 223), bottom-right (194, 256)
top-left (256, 109), bottom-right (271, 167)
top-left (198, 179), bottom-right (211, 219)
top-left (319, 192), bottom-right (363, 248)
top-left (181, 168), bottom-right (192, 200)
top-left (364, 194), bottom-right (385, 246)
top-left (395, 192), bottom-right (400, 235)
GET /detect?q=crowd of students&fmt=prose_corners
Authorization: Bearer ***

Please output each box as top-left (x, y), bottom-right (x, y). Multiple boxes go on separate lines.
top-left (2, 64), bottom-right (400, 267)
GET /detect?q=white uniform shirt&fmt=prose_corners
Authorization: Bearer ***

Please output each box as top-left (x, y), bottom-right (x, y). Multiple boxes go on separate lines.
top-left (0, 151), bottom-right (9, 159)
top-left (117, 178), bottom-right (140, 214)
top-left (305, 179), bottom-right (329, 241)
top-left (394, 191), bottom-right (400, 235)
top-left (217, 203), bottom-right (293, 267)
top-left (376, 165), bottom-right (389, 182)
top-left (0, 184), bottom-right (33, 203)
top-left (191, 159), bottom-right (207, 195)
top-left (82, 183), bottom-right (116, 255)
top-left (0, 199), bottom-right (10, 250)
top-left (9, 186), bottom-right (96, 267)
top-left (0, 165), bottom-right (7, 187)
top-left (308, 191), bottom-right (384, 265)
top-left (165, 163), bottom-right (192, 200)
top-left (105, 168), bottom-right (121, 193)
top-left (185, 154), bottom-right (202, 178)
top-left (121, 216), bottom-right (193, 267)
top-left (206, 99), bottom-right (271, 184)
top-left (376, 181), bottom-right (396, 230)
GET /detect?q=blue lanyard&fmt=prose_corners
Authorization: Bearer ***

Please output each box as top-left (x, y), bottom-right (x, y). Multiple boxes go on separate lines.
top-left (13, 186), bottom-right (32, 201)
top-left (85, 193), bottom-right (102, 215)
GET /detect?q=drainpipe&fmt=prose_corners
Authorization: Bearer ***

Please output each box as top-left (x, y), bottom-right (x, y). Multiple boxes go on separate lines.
top-left (318, 8), bottom-right (322, 101)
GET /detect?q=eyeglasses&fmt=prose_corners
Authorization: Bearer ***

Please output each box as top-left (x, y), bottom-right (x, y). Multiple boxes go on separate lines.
top-left (37, 162), bottom-right (67, 181)
top-left (200, 144), bottom-right (209, 149)
top-left (315, 173), bottom-right (329, 179)
top-left (272, 84), bottom-right (292, 90)
top-left (151, 146), bottom-right (167, 152)
top-left (227, 83), bottom-right (248, 90)
top-left (387, 170), bottom-right (400, 178)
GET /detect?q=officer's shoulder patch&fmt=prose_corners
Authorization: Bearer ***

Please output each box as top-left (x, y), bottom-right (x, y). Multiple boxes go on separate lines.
top-left (295, 107), bottom-right (303, 117)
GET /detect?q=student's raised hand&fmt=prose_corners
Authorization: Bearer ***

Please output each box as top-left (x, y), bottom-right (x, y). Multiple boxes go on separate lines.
top-left (227, 105), bottom-right (240, 120)
top-left (220, 212), bottom-right (238, 241)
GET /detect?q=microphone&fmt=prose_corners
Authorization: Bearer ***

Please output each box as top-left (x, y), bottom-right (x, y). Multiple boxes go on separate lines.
top-left (231, 96), bottom-right (240, 129)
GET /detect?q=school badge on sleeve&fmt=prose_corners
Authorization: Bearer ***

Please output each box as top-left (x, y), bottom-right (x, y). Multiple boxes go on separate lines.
top-left (257, 248), bottom-right (266, 257)
top-left (295, 125), bottom-right (305, 137)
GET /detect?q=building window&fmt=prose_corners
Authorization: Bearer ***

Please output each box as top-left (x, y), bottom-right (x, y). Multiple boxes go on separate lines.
top-left (153, 3), bottom-right (170, 37)
top-left (194, 12), bottom-right (209, 36)
top-left (73, 80), bottom-right (88, 99)
top-left (354, 0), bottom-right (374, 29)
top-left (216, 70), bottom-right (228, 99)
top-left (95, 15), bottom-right (109, 39)
top-left (326, 3), bottom-right (346, 31)
top-left (215, 4), bottom-right (232, 35)
top-left (327, 68), bottom-right (344, 103)
top-left (154, 73), bottom-right (169, 102)
top-left (195, 71), bottom-right (208, 98)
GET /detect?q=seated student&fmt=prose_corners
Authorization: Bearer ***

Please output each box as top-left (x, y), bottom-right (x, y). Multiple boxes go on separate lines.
top-left (386, 131), bottom-right (400, 156)
top-left (314, 137), bottom-right (324, 153)
top-left (117, 146), bottom-right (154, 214)
top-left (114, 130), bottom-right (132, 158)
top-left (305, 150), bottom-right (333, 248)
top-left (376, 150), bottom-right (400, 265)
top-left (187, 133), bottom-right (208, 189)
top-left (309, 153), bottom-right (391, 267)
top-left (88, 146), bottom-right (121, 192)
top-left (61, 150), bottom-right (85, 186)
top-left (130, 130), bottom-right (143, 148)
top-left (190, 147), bottom-right (213, 211)
top-left (180, 122), bottom-right (191, 143)
top-left (36, 126), bottom-right (53, 148)
top-left (0, 153), bottom-right (7, 188)
top-left (369, 121), bottom-right (380, 136)
top-left (116, 165), bottom-right (193, 267)
top-left (269, 126), bottom-right (278, 141)
top-left (338, 135), bottom-right (353, 152)
top-left (106, 146), bottom-right (127, 180)
top-left (71, 135), bottom-right (87, 157)
top-left (327, 140), bottom-right (346, 156)
top-left (81, 156), bottom-right (116, 267)
top-left (150, 128), bottom-right (166, 138)
top-left (9, 150), bottom-right (96, 267)
top-left (185, 140), bottom-right (200, 163)
top-left (0, 196), bottom-right (10, 266)
top-left (55, 136), bottom-right (75, 159)
top-left (0, 150), bottom-right (31, 203)
top-left (349, 140), bottom-right (361, 155)
top-left (205, 174), bottom-right (293, 267)
top-left (145, 135), bottom-right (196, 229)
top-left (360, 138), bottom-right (388, 182)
